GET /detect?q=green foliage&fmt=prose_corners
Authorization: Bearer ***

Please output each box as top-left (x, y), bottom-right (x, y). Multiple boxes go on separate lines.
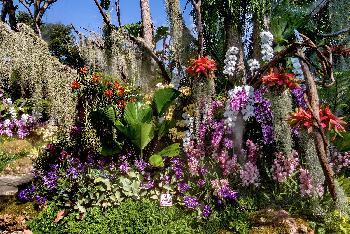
top-left (16, 11), bottom-right (33, 26)
top-left (154, 26), bottom-right (169, 43)
top-left (116, 102), bottom-right (155, 151)
top-left (314, 210), bottom-right (350, 234)
top-left (149, 143), bottom-right (180, 167)
top-left (100, 0), bottom-right (111, 10)
top-left (41, 23), bottom-right (85, 68)
top-left (123, 23), bottom-right (142, 38)
top-left (153, 88), bottom-right (180, 116)
top-left (28, 199), bottom-right (243, 234)
top-left (0, 149), bottom-right (24, 172)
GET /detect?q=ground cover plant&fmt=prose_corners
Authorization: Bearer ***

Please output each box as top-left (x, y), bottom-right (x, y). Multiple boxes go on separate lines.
top-left (0, 0), bottom-right (349, 233)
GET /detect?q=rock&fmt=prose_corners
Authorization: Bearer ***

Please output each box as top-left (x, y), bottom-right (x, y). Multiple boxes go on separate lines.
top-left (0, 214), bottom-right (27, 232)
top-left (0, 186), bottom-right (18, 196)
top-left (1, 158), bottom-right (33, 176)
top-left (251, 209), bottom-right (314, 234)
top-left (0, 175), bottom-right (33, 187)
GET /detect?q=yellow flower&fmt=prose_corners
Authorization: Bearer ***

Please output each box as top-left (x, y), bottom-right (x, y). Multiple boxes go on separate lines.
top-left (183, 104), bottom-right (195, 116)
top-left (176, 120), bottom-right (186, 128)
top-left (165, 106), bottom-right (175, 120)
top-left (179, 86), bottom-right (191, 96)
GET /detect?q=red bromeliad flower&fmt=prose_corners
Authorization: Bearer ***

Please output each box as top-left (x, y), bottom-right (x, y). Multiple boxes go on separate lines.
top-left (288, 106), bottom-right (346, 137)
top-left (92, 74), bottom-right (101, 83)
top-left (320, 106), bottom-right (347, 133)
top-left (79, 66), bottom-right (89, 75)
top-left (114, 81), bottom-right (122, 89)
top-left (262, 71), bottom-right (299, 90)
top-left (71, 80), bottom-right (81, 90)
top-left (104, 89), bottom-right (113, 98)
top-left (186, 56), bottom-right (217, 78)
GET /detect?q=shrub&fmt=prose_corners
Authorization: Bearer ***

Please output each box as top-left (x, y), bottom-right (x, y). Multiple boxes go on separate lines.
top-left (28, 199), bottom-right (250, 234)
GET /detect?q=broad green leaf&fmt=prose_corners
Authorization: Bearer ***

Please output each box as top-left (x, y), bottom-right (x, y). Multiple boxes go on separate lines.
top-left (153, 88), bottom-right (180, 116)
top-left (149, 154), bottom-right (164, 167)
top-left (157, 143), bottom-right (180, 157)
top-left (124, 102), bottom-right (153, 125)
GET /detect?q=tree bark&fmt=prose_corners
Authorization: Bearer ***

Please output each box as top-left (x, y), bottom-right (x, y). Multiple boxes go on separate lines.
top-left (297, 48), bottom-right (337, 201)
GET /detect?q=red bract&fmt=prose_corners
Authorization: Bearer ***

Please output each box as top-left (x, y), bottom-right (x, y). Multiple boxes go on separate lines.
top-left (104, 89), bottom-right (113, 98)
top-left (262, 71), bottom-right (299, 90)
top-left (71, 80), bottom-right (80, 90)
top-left (117, 100), bottom-right (126, 109)
top-left (186, 56), bottom-right (217, 78)
top-left (288, 106), bottom-right (346, 138)
top-left (79, 66), bottom-right (89, 75)
top-left (92, 74), bottom-right (101, 83)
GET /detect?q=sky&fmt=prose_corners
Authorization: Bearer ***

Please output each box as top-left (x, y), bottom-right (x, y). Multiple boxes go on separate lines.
top-left (16, 0), bottom-right (193, 34)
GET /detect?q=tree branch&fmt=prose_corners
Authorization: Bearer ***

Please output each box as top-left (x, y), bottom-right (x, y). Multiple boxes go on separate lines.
top-left (115, 0), bottom-right (121, 27)
top-left (18, 0), bottom-right (34, 18)
top-left (93, 0), bottom-right (112, 30)
top-left (318, 26), bottom-right (350, 37)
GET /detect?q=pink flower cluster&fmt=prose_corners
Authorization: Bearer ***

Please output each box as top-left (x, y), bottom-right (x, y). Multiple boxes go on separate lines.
top-left (239, 140), bottom-right (260, 187)
top-left (271, 150), bottom-right (299, 183)
top-left (299, 168), bottom-right (324, 197)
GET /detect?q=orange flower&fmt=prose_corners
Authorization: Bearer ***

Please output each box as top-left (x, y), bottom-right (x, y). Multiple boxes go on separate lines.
top-left (129, 97), bottom-right (137, 103)
top-left (79, 66), bottom-right (89, 75)
top-left (114, 81), bottom-right (122, 89)
top-left (117, 100), bottom-right (126, 109)
top-left (186, 56), bottom-right (217, 78)
top-left (92, 74), bottom-right (101, 83)
top-left (71, 80), bottom-right (81, 90)
top-left (117, 87), bottom-right (125, 97)
top-left (104, 89), bottom-right (113, 98)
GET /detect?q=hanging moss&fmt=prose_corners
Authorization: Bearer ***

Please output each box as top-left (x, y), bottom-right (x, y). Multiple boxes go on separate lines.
top-left (0, 22), bottom-right (77, 130)
top-left (269, 89), bottom-right (293, 154)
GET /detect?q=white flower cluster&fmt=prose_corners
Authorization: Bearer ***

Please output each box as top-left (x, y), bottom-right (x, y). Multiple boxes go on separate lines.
top-left (223, 46), bottom-right (239, 76)
top-left (291, 57), bottom-right (304, 79)
top-left (182, 113), bottom-right (195, 149)
top-left (260, 31), bottom-right (274, 62)
top-left (224, 85), bottom-right (255, 129)
top-left (247, 59), bottom-right (260, 73)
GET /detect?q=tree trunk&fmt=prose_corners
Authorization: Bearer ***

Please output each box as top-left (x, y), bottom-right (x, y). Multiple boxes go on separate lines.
top-left (139, 0), bottom-right (155, 91)
top-left (297, 48), bottom-right (337, 201)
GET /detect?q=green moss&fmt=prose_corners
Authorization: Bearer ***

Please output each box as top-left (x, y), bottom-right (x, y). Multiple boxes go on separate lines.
top-left (0, 196), bottom-right (40, 219)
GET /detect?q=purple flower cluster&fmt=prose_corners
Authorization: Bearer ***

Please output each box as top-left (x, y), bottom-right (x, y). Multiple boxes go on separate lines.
top-left (291, 87), bottom-right (307, 108)
top-left (253, 89), bottom-right (274, 144)
top-left (178, 182), bottom-right (190, 193)
top-left (330, 150), bottom-right (350, 173)
top-left (171, 158), bottom-right (184, 180)
top-left (202, 205), bottom-right (211, 218)
top-left (0, 96), bottom-right (36, 139)
top-left (183, 196), bottom-right (199, 209)
top-left (134, 159), bottom-right (148, 172)
top-left (18, 185), bottom-right (36, 201)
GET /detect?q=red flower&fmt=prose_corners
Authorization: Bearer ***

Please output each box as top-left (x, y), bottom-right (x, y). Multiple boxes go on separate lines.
top-left (71, 80), bottom-right (81, 90)
top-left (92, 74), bottom-right (101, 83)
top-left (104, 89), bottom-right (113, 98)
top-left (186, 56), bottom-right (217, 78)
top-left (117, 87), bottom-right (125, 97)
top-left (288, 106), bottom-right (346, 138)
top-left (117, 100), bottom-right (126, 109)
top-left (79, 66), bottom-right (89, 75)
top-left (262, 70), bottom-right (299, 90)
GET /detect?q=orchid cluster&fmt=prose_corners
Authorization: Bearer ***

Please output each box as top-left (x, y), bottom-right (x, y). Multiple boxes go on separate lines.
top-left (260, 31), bottom-right (274, 61)
top-left (299, 168), bottom-right (324, 198)
top-left (248, 59), bottom-right (260, 74)
top-left (223, 46), bottom-right (239, 76)
top-left (253, 89), bottom-right (274, 144)
top-left (271, 150), bottom-right (299, 183)
top-left (330, 150), bottom-right (350, 174)
top-left (224, 85), bottom-right (255, 128)
top-left (186, 56), bottom-right (217, 78)
top-left (290, 86), bottom-right (307, 108)
top-left (0, 95), bottom-right (36, 139)
top-left (291, 57), bottom-right (304, 80)
top-left (239, 140), bottom-right (260, 187)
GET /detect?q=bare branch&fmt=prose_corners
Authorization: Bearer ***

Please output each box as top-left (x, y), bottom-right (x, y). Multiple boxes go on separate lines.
top-left (18, 0), bottom-right (34, 18)
top-left (92, 0), bottom-right (112, 30)
top-left (115, 0), bottom-right (121, 27)
top-left (318, 26), bottom-right (350, 37)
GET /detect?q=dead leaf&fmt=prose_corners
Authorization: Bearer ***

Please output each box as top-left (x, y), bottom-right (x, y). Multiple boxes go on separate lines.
top-left (54, 210), bottom-right (66, 223)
